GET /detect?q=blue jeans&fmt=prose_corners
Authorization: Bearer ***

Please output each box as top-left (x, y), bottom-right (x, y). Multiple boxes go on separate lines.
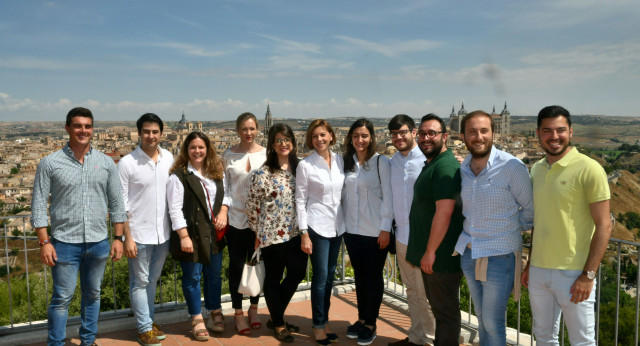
top-left (180, 252), bottom-right (223, 317)
top-left (528, 266), bottom-right (596, 346)
top-left (48, 238), bottom-right (110, 346)
top-left (128, 241), bottom-right (170, 333)
top-left (461, 251), bottom-right (515, 346)
top-left (308, 227), bottom-right (343, 328)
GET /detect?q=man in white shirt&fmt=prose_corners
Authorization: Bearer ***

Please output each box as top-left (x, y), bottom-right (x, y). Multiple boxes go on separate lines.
top-left (118, 113), bottom-right (174, 346)
top-left (387, 114), bottom-right (436, 346)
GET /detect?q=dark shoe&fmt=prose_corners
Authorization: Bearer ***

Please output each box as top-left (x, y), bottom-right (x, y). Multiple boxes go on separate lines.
top-left (266, 319), bottom-right (300, 332)
top-left (327, 332), bottom-right (339, 343)
top-left (388, 337), bottom-right (421, 346)
top-left (274, 327), bottom-right (295, 343)
top-left (137, 330), bottom-right (161, 346)
top-left (152, 323), bottom-right (166, 340)
top-left (316, 337), bottom-right (332, 346)
top-left (357, 326), bottom-right (376, 346)
top-left (346, 320), bottom-right (364, 339)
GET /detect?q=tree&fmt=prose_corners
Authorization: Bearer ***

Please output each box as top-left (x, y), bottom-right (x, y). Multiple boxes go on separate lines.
top-left (10, 167), bottom-right (19, 175)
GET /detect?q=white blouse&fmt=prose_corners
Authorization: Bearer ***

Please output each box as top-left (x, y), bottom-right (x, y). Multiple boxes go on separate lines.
top-left (343, 153), bottom-right (393, 237)
top-left (222, 147), bottom-right (267, 229)
top-left (295, 151), bottom-right (345, 238)
top-left (166, 163), bottom-right (231, 231)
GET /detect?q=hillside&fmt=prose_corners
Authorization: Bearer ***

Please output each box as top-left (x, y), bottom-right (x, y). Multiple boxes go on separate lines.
top-left (609, 170), bottom-right (640, 241)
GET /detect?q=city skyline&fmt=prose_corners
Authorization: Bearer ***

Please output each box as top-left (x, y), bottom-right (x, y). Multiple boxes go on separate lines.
top-left (1, 1), bottom-right (639, 121)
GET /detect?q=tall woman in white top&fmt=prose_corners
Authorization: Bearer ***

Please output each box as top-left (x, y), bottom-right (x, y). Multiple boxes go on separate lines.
top-left (295, 119), bottom-right (345, 345)
top-left (222, 112), bottom-right (267, 335)
top-left (166, 132), bottom-right (230, 341)
top-left (341, 118), bottom-right (393, 344)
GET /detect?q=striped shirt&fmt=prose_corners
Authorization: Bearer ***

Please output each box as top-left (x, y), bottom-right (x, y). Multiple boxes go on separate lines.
top-left (454, 146), bottom-right (534, 258)
top-left (31, 144), bottom-right (127, 243)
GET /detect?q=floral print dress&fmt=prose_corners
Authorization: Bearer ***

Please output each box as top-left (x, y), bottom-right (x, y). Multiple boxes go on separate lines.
top-left (246, 164), bottom-right (300, 248)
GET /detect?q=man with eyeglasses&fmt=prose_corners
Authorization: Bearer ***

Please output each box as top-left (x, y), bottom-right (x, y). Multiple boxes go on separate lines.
top-left (406, 114), bottom-right (463, 345)
top-left (386, 114), bottom-right (436, 346)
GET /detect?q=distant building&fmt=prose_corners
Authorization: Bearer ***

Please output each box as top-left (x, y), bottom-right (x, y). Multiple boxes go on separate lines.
top-left (264, 103), bottom-right (273, 136)
top-left (449, 101), bottom-right (511, 136)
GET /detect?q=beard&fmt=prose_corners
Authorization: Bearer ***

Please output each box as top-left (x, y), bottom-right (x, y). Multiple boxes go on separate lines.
top-left (466, 140), bottom-right (492, 159)
top-left (420, 138), bottom-right (444, 161)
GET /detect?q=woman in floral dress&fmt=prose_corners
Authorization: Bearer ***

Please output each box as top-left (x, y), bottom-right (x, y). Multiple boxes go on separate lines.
top-left (246, 123), bottom-right (307, 343)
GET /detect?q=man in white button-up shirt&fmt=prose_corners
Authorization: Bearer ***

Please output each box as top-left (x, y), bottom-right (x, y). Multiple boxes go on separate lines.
top-left (387, 114), bottom-right (436, 346)
top-left (118, 113), bottom-right (174, 346)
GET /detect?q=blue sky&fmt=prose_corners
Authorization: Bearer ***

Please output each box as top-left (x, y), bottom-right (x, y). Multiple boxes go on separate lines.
top-left (1, 0), bottom-right (639, 121)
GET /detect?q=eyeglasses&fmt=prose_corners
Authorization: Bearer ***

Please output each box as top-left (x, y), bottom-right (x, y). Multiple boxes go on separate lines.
top-left (417, 130), bottom-right (444, 138)
top-left (275, 138), bottom-right (292, 145)
top-left (389, 129), bottom-right (411, 138)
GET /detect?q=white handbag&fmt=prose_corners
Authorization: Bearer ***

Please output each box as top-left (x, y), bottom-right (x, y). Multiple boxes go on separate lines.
top-left (238, 248), bottom-right (265, 296)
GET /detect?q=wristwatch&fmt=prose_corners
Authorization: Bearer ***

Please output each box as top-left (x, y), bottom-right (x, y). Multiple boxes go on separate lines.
top-left (113, 235), bottom-right (124, 242)
top-left (583, 270), bottom-right (596, 280)
top-left (300, 229), bottom-right (308, 235)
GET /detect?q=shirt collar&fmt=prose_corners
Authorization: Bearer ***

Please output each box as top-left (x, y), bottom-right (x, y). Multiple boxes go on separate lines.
top-left (63, 142), bottom-right (93, 159)
top-left (426, 148), bottom-right (452, 167)
top-left (135, 145), bottom-right (164, 161)
top-left (543, 147), bottom-right (577, 168)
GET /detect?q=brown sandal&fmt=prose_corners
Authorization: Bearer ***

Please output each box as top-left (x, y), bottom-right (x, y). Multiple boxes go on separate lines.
top-left (207, 310), bottom-right (225, 333)
top-left (191, 318), bottom-right (209, 341)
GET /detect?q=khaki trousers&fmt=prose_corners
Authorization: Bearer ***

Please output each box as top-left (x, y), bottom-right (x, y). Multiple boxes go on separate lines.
top-left (396, 241), bottom-right (436, 345)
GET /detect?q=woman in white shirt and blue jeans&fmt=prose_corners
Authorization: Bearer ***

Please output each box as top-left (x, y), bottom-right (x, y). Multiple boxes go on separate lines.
top-left (295, 119), bottom-right (345, 346)
top-left (342, 118), bottom-right (393, 345)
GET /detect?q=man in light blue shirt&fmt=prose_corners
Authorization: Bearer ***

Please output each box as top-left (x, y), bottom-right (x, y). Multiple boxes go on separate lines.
top-left (387, 114), bottom-right (435, 346)
top-left (31, 107), bottom-right (126, 346)
top-left (454, 110), bottom-right (533, 345)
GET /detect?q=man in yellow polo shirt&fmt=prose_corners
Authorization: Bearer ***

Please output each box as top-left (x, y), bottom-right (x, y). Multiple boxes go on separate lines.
top-left (522, 105), bottom-right (611, 345)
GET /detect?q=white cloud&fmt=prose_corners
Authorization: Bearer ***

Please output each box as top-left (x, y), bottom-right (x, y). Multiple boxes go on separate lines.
top-left (257, 34), bottom-right (323, 54)
top-left (0, 57), bottom-right (94, 70)
top-left (334, 35), bottom-right (441, 57)
top-left (145, 42), bottom-right (227, 57)
top-left (508, 0), bottom-right (640, 29)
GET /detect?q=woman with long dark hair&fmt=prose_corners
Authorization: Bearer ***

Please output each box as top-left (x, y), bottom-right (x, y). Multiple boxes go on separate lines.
top-left (295, 119), bottom-right (345, 345)
top-left (167, 131), bottom-right (229, 341)
top-left (222, 112), bottom-right (267, 335)
top-left (246, 123), bottom-right (307, 343)
top-left (342, 118), bottom-right (393, 345)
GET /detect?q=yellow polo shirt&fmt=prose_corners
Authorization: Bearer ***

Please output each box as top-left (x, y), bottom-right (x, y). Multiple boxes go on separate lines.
top-left (530, 147), bottom-right (610, 270)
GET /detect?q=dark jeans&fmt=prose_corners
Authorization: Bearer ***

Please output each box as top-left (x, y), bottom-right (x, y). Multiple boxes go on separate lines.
top-left (344, 232), bottom-right (388, 327)
top-left (309, 227), bottom-right (343, 328)
top-left (261, 236), bottom-right (308, 326)
top-left (422, 271), bottom-right (462, 346)
top-left (226, 226), bottom-right (259, 309)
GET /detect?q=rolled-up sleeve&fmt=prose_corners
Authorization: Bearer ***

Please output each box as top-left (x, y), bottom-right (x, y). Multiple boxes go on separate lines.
top-left (106, 160), bottom-right (127, 223)
top-left (378, 156), bottom-right (394, 231)
top-left (31, 157), bottom-right (51, 228)
top-left (510, 160), bottom-right (534, 231)
top-left (167, 174), bottom-right (188, 230)
top-left (295, 161), bottom-right (309, 230)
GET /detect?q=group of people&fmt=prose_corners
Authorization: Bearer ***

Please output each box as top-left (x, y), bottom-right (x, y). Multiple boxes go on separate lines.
top-left (32, 104), bottom-right (611, 346)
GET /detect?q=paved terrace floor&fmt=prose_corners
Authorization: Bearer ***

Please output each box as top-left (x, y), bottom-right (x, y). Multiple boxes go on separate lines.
top-left (21, 284), bottom-right (470, 346)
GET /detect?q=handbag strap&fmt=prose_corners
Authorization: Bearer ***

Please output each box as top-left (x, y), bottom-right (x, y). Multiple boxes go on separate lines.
top-left (250, 248), bottom-right (262, 262)
top-left (196, 176), bottom-right (215, 223)
top-left (376, 154), bottom-right (381, 184)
